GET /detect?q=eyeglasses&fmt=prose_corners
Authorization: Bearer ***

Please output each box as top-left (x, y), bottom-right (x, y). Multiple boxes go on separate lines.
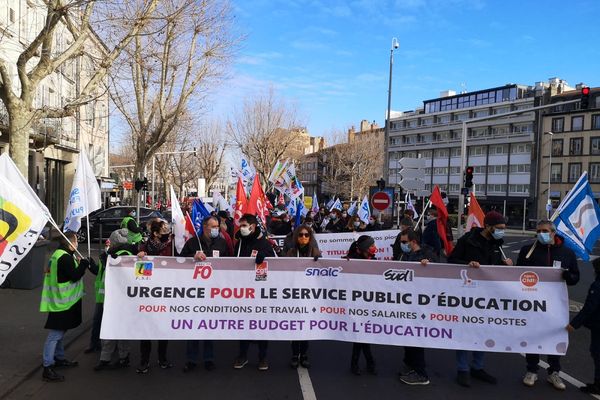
top-left (298, 233), bottom-right (310, 238)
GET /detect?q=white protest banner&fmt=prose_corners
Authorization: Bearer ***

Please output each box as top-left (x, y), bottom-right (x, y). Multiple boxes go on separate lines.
top-left (102, 256), bottom-right (569, 355)
top-left (271, 230), bottom-right (400, 260)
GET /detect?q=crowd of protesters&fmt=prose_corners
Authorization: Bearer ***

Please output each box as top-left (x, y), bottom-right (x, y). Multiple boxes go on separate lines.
top-left (39, 199), bottom-right (600, 396)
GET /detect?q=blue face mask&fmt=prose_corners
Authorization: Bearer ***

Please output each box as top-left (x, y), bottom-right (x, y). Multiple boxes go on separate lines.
top-left (538, 232), bottom-right (552, 245)
top-left (491, 229), bottom-right (505, 240)
top-left (401, 243), bottom-right (411, 253)
top-left (210, 228), bottom-right (220, 239)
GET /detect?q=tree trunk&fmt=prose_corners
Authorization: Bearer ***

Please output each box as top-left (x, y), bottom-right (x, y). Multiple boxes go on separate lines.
top-left (8, 108), bottom-right (33, 178)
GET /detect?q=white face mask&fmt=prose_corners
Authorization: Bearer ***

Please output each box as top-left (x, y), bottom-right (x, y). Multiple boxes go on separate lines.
top-left (240, 226), bottom-right (251, 237)
top-left (353, 221), bottom-right (361, 227)
top-left (210, 228), bottom-right (220, 238)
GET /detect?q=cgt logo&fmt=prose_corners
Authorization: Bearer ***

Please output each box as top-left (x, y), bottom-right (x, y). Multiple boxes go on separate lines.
top-left (305, 266), bottom-right (343, 277)
top-left (383, 269), bottom-right (414, 282)
top-left (520, 271), bottom-right (539, 288)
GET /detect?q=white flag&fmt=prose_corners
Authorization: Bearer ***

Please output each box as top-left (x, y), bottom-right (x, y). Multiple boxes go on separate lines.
top-left (63, 151), bottom-right (101, 232)
top-left (357, 195), bottom-right (370, 224)
top-left (405, 193), bottom-right (419, 220)
top-left (311, 193), bottom-right (319, 214)
top-left (329, 198), bottom-right (342, 212)
top-left (347, 201), bottom-right (358, 216)
top-left (0, 174), bottom-right (49, 285)
top-left (170, 185), bottom-right (190, 254)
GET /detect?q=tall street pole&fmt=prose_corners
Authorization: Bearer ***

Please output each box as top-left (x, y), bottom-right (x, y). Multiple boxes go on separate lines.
top-left (546, 131), bottom-right (554, 218)
top-left (383, 37), bottom-right (399, 184)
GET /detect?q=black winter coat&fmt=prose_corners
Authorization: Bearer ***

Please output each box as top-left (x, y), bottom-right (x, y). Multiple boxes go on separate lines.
top-left (571, 277), bottom-right (600, 330)
top-left (44, 246), bottom-right (89, 331)
top-left (421, 220), bottom-right (442, 254)
top-left (516, 237), bottom-right (579, 286)
top-left (398, 246), bottom-right (439, 263)
top-left (234, 230), bottom-right (276, 258)
top-left (179, 235), bottom-right (232, 258)
top-left (448, 227), bottom-right (504, 266)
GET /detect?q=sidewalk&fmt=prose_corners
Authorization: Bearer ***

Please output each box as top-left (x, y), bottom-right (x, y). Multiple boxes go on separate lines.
top-left (0, 245), bottom-right (99, 399)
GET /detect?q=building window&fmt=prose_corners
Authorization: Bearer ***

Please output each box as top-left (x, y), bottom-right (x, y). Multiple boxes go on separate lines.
top-left (551, 164), bottom-right (562, 183)
top-left (468, 146), bottom-right (485, 156)
top-left (569, 138), bottom-right (583, 155)
top-left (488, 165), bottom-right (508, 174)
top-left (474, 165), bottom-right (486, 174)
top-left (489, 144), bottom-right (507, 155)
top-left (434, 149), bottom-right (449, 158)
top-left (551, 139), bottom-right (563, 156)
top-left (509, 164), bottom-right (530, 173)
top-left (438, 114), bottom-right (450, 123)
top-left (590, 163), bottom-right (600, 183)
top-left (510, 143), bottom-right (532, 154)
top-left (450, 147), bottom-right (461, 157)
top-left (551, 117), bottom-right (564, 133)
top-left (449, 184), bottom-right (460, 192)
top-left (571, 116), bottom-right (584, 131)
top-left (433, 167), bottom-right (448, 175)
top-left (591, 137), bottom-right (600, 155)
top-left (487, 184), bottom-right (507, 193)
top-left (568, 163), bottom-right (582, 182)
top-left (449, 166), bottom-right (461, 174)
top-left (593, 115), bottom-right (600, 130)
top-left (419, 150), bottom-right (433, 159)
top-left (509, 184), bottom-right (529, 194)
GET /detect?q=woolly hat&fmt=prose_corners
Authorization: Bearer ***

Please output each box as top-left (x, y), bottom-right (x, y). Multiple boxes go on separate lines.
top-left (484, 211), bottom-right (505, 226)
top-left (356, 235), bottom-right (375, 252)
top-left (109, 228), bottom-right (129, 248)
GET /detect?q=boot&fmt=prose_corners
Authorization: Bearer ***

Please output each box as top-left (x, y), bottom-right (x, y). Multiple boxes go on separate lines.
top-left (290, 355), bottom-right (299, 369)
top-left (366, 359), bottom-right (377, 375)
top-left (42, 367), bottom-right (64, 382)
top-left (350, 362), bottom-right (361, 376)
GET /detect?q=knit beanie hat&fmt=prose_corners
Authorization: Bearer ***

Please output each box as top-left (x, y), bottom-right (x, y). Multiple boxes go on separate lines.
top-left (484, 211), bottom-right (505, 226)
top-left (356, 235), bottom-right (375, 252)
top-left (109, 228), bottom-right (129, 248)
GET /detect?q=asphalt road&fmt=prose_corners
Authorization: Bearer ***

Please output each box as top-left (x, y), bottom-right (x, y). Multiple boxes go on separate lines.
top-left (5, 235), bottom-right (600, 400)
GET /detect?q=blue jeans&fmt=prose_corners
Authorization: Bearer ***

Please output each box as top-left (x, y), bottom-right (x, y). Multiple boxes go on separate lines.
top-left (185, 340), bottom-right (214, 363)
top-left (43, 330), bottom-right (66, 367)
top-left (456, 350), bottom-right (484, 372)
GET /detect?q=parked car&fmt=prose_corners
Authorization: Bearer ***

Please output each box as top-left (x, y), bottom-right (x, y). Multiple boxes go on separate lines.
top-left (76, 206), bottom-right (163, 243)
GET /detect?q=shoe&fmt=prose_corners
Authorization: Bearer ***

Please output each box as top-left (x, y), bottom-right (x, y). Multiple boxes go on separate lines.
top-left (581, 383), bottom-right (600, 394)
top-left (547, 371), bottom-right (566, 390)
top-left (159, 361), bottom-right (173, 369)
top-left (94, 360), bottom-right (114, 371)
top-left (204, 361), bottom-right (215, 371)
top-left (290, 356), bottom-right (299, 369)
top-left (400, 370), bottom-right (430, 385)
top-left (300, 355), bottom-right (311, 369)
top-left (118, 356), bottom-right (130, 368)
top-left (457, 371), bottom-right (471, 387)
top-left (258, 360), bottom-right (269, 371)
top-left (351, 364), bottom-right (361, 376)
top-left (136, 363), bottom-right (149, 374)
top-left (522, 372), bottom-right (538, 387)
top-left (53, 358), bottom-right (78, 368)
top-left (42, 367), bottom-right (64, 382)
top-left (471, 368), bottom-right (497, 384)
top-left (366, 362), bottom-right (377, 375)
top-left (233, 358), bottom-right (248, 369)
top-left (183, 362), bottom-right (196, 373)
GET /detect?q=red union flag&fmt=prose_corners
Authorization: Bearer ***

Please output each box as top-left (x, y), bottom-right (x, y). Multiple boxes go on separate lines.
top-left (233, 177), bottom-right (247, 231)
top-left (466, 192), bottom-right (485, 233)
top-left (247, 174), bottom-right (269, 225)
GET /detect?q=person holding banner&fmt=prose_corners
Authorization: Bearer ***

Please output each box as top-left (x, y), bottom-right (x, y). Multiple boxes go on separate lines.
top-left (121, 209), bottom-right (143, 245)
top-left (40, 232), bottom-right (92, 382)
top-left (397, 229), bottom-right (438, 385)
top-left (180, 216), bottom-right (232, 373)
top-left (517, 220), bottom-right (579, 390)
top-left (286, 224), bottom-right (322, 369)
top-left (233, 214), bottom-right (276, 371)
top-left (346, 235), bottom-right (378, 376)
top-left (92, 229), bottom-right (139, 371)
top-left (136, 219), bottom-right (174, 374)
top-left (448, 211), bottom-right (512, 387)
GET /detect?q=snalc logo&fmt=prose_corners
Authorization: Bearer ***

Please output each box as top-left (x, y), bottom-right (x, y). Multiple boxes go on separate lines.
top-left (305, 266), bottom-right (343, 277)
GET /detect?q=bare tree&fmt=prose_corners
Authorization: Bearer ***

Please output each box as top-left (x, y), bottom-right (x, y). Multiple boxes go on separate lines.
top-left (110, 0), bottom-right (234, 179)
top-left (0, 0), bottom-right (160, 176)
top-left (227, 87), bottom-right (306, 187)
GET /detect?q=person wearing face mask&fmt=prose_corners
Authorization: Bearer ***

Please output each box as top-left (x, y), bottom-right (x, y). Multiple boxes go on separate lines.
top-left (325, 209), bottom-right (346, 233)
top-left (448, 210), bottom-right (512, 387)
top-left (120, 208), bottom-right (143, 245)
top-left (269, 208), bottom-right (292, 235)
top-left (345, 235), bottom-right (378, 375)
top-left (346, 215), bottom-right (366, 232)
top-left (396, 229), bottom-right (437, 385)
top-left (421, 209), bottom-right (442, 257)
top-left (233, 214), bottom-right (276, 371)
top-left (392, 218), bottom-right (415, 261)
top-left (40, 231), bottom-right (92, 382)
top-left (364, 215), bottom-right (382, 231)
top-left (517, 219), bottom-right (579, 390)
top-left (286, 225), bottom-right (321, 368)
top-left (178, 216), bottom-right (232, 373)
top-left (136, 219), bottom-right (174, 374)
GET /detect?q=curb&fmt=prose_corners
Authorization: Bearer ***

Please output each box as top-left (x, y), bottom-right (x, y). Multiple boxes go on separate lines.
top-left (0, 320), bottom-right (92, 400)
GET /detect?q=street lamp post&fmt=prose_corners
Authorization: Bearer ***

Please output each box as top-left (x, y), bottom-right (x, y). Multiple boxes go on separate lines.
top-left (383, 37), bottom-right (399, 183)
top-left (546, 131), bottom-right (554, 218)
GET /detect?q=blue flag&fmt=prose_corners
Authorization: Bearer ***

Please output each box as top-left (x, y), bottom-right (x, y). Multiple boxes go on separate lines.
top-left (191, 199), bottom-right (211, 235)
top-left (295, 199), bottom-right (304, 228)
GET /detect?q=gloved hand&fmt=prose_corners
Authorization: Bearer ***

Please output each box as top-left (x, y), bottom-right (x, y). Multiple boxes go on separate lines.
top-left (79, 258), bottom-right (90, 269)
top-left (313, 255), bottom-right (320, 262)
top-left (562, 270), bottom-right (571, 281)
top-left (87, 257), bottom-right (97, 270)
top-left (255, 253), bottom-right (265, 265)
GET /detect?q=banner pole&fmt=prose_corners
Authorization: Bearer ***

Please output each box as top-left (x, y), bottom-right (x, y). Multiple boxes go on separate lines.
top-left (47, 217), bottom-right (86, 260)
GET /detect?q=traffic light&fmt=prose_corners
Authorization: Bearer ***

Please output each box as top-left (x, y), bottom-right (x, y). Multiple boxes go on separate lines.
top-left (376, 178), bottom-right (386, 191)
top-left (464, 166), bottom-right (474, 188)
top-left (142, 177), bottom-right (148, 191)
top-left (134, 179), bottom-right (144, 192)
top-left (581, 86), bottom-right (591, 110)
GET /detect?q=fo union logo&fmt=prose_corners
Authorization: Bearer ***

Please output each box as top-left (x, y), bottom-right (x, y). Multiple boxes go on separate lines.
top-left (520, 271), bottom-right (539, 291)
top-left (383, 269), bottom-right (414, 282)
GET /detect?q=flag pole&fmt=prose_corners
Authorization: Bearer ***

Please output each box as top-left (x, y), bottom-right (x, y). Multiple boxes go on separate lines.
top-left (414, 199), bottom-right (432, 230)
top-left (186, 211), bottom-right (203, 253)
top-left (81, 154), bottom-right (92, 259)
top-left (47, 217), bottom-right (86, 260)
